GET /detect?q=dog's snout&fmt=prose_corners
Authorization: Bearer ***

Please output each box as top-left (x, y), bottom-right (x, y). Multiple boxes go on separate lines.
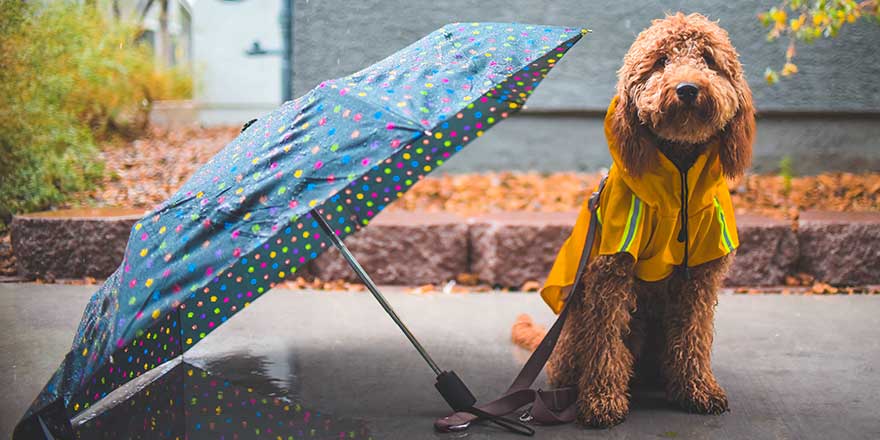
top-left (676, 83), bottom-right (699, 103)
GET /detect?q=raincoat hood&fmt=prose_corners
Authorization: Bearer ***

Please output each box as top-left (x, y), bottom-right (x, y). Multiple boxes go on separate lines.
top-left (605, 96), bottom-right (726, 216)
top-left (540, 97), bottom-right (739, 314)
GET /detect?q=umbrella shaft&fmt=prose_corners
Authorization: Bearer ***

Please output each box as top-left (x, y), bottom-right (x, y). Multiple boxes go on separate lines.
top-left (312, 211), bottom-right (443, 376)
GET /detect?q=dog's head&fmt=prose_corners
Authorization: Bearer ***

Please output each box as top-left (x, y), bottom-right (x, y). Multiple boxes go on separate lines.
top-left (610, 13), bottom-right (754, 178)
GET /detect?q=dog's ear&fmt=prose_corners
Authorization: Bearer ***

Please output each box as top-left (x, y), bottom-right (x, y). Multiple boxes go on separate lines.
top-left (610, 92), bottom-right (657, 177)
top-left (717, 82), bottom-right (755, 179)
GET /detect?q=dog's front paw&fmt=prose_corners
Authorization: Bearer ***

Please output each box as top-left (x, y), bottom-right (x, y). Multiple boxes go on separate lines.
top-left (577, 391), bottom-right (629, 428)
top-left (669, 381), bottom-right (729, 415)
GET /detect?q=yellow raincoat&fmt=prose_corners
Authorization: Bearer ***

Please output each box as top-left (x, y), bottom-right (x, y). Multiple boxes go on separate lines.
top-left (540, 97), bottom-right (739, 314)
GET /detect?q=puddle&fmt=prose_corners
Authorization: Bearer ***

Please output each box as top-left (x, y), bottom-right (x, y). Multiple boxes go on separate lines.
top-left (72, 355), bottom-right (371, 439)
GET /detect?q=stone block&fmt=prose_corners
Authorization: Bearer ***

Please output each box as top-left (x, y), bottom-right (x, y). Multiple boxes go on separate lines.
top-left (725, 214), bottom-right (799, 286)
top-left (310, 211), bottom-right (469, 285)
top-left (469, 212), bottom-right (577, 288)
top-left (797, 211), bottom-right (880, 285)
top-left (11, 208), bottom-right (144, 279)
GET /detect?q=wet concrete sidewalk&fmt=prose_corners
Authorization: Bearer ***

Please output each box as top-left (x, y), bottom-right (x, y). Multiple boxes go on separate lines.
top-left (1, 283), bottom-right (879, 439)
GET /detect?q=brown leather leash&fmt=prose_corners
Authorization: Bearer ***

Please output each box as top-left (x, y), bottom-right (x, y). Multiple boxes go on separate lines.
top-left (434, 175), bottom-right (608, 435)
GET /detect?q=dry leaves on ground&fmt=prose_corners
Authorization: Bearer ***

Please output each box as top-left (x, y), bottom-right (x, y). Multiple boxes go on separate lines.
top-left (733, 285), bottom-right (880, 295)
top-left (67, 125), bottom-right (239, 209)
top-left (520, 280), bottom-right (542, 292)
top-left (277, 276), bottom-right (366, 292)
top-left (391, 171), bottom-right (880, 220)
top-left (63, 126), bottom-right (879, 222)
top-left (732, 173), bottom-right (880, 219)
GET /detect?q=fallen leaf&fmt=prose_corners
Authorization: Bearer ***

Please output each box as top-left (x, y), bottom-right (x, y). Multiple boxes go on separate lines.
top-left (456, 272), bottom-right (480, 286)
top-left (409, 284), bottom-right (436, 294)
top-left (811, 282), bottom-right (838, 294)
top-left (521, 280), bottom-right (541, 292)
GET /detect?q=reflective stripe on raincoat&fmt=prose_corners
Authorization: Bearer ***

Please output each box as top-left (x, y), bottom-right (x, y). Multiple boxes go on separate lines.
top-left (540, 97), bottom-right (739, 314)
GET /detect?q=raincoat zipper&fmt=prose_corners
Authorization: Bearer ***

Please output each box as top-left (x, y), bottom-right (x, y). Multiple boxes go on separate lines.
top-left (676, 164), bottom-right (691, 280)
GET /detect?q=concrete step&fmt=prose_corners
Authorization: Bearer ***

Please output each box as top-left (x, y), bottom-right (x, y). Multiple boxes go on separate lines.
top-left (10, 208), bottom-right (880, 286)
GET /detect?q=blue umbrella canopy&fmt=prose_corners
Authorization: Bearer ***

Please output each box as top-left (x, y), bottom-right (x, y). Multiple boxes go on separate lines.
top-left (17, 21), bottom-right (585, 434)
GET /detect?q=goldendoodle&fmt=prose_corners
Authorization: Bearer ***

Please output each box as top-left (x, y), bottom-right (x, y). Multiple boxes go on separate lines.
top-left (514, 12), bottom-right (755, 428)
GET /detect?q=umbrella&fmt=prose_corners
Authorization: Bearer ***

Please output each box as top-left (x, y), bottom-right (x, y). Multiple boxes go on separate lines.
top-left (15, 21), bottom-right (585, 438)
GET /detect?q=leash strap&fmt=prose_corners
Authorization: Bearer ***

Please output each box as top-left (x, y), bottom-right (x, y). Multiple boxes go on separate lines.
top-left (434, 175), bottom-right (608, 434)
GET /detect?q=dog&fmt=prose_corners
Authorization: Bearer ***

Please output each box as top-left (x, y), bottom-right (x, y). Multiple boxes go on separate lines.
top-left (513, 13), bottom-right (755, 428)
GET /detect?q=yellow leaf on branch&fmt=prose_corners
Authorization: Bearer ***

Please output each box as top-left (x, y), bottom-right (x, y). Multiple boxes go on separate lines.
top-left (771, 8), bottom-right (788, 24)
top-left (790, 14), bottom-right (806, 31)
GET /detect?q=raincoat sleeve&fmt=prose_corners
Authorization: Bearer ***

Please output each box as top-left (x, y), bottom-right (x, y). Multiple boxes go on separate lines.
top-left (539, 198), bottom-right (600, 314)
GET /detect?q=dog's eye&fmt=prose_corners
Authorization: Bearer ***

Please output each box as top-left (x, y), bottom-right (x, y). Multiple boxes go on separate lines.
top-left (653, 56), bottom-right (667, 70)
top-left (703, 53), bottom-right (716, 68)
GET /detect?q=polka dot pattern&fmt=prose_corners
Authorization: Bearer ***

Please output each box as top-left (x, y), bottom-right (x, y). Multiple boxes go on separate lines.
top-left (75, 362), bottom-right (372, 439)
top-left (23, 22), bottom-right (585, 422)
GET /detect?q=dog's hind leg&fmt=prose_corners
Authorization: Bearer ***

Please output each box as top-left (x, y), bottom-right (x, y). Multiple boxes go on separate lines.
top-left (661, 254), bottom-right (732, 415)
top-left (572, 253), bottom-right (637, 428)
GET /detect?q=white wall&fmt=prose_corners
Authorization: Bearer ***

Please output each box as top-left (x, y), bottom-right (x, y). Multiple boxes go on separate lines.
top-left (191, 0), bottom-right (282, 125)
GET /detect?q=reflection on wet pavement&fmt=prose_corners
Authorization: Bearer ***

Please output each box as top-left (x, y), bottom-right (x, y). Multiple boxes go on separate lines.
top-left (8, 286), bottom-right (879, 439)
top-left (74, 355), bottom-right (370, 439)
top-left (200, 354), bottom-right (300, 399)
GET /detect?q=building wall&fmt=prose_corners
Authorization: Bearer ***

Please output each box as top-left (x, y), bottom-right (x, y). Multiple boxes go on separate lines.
top-left (432, 113), bottom-right (880, 174)
top-left (191, 0), bottom-right (283, 125)
top-left (192, 0), bottom-right (880, 173)
top-left (291, 0), bottom-right (880, 174)
top-left (292, 0), bottom-right (880, 112)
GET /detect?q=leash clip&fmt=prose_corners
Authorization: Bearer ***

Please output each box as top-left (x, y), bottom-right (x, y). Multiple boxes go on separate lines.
top-left (588, 190), bottom-right (601, 211)
top-left (588, 175), bottom-right (608, 212)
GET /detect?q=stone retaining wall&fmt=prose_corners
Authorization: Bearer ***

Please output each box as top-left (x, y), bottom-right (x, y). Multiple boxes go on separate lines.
top-left (11, 209), bottom-right (880, 286)
top-left (310, 212), bottom-right (469, 285)
top-left (797, 211), bottom-right (880, 285)
top-left (11, 209), bottom-right (144, 281)
top-left (724, 215), bottom-right (799, 286)
top-left (469, 212), bottom-right (577, 288)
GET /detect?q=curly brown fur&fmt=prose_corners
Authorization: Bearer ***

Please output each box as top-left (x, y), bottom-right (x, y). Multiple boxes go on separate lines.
top-left (514, 255), bottom-right (733, 427)
top-left (611, 12), bottom-right (754, 177)
top-left (512, 13), bottom-right (752, 429)
top-left (629, 278), bottom-right (668, 388)
top-left (661, 254), bottom-right (732, 414)
top-left (511, 314), bottom-right (546, 351)
top-left (547, 253), bottom-right (636, 427)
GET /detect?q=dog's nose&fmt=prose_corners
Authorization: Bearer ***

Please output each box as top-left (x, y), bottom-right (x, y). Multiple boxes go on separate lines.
top-left (676, 83), bottom-right (699, 103)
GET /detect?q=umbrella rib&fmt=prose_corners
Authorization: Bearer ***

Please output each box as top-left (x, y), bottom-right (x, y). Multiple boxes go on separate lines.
top-left (312, 209), bottom-right (443, 376)
top-left (331, 89), bottom-right (428, 133)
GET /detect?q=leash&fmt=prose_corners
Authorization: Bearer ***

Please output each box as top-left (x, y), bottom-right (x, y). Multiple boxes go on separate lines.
top-left (434, 175), bottom-right (608, 435)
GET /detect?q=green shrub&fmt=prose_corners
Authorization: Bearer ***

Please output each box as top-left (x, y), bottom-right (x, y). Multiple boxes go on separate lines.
top-left (0, 0), bottom-right (192, 228)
